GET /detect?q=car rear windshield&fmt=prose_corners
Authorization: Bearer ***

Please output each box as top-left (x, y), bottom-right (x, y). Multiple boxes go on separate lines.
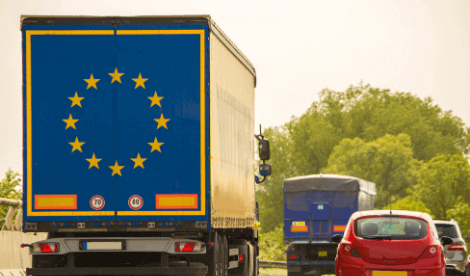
top-left (435, 224), bottom-right (459, 238)
top-left (354, 217), bottom-right (428, 240)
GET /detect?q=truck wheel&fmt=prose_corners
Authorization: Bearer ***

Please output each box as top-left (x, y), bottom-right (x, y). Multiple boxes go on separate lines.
top-left (209, 232), bottom-right (219, 276)
top-left (222, 234), bottom-right (229, 276)
top-left (218, 233), bottom-right (225, 276)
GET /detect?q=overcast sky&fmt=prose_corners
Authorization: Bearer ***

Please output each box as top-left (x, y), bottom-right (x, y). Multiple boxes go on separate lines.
top-left (1, 0), bottom-right (469, 180)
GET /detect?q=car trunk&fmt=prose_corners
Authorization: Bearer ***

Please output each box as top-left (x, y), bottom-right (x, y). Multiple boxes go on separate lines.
top-left (354, 239), bottom-right (429, 265)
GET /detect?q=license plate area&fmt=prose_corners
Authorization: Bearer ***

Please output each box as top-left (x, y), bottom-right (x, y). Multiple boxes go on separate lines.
top-left (372, 271), bottom-right (407, 276)
top-left (79, 240), bottom-right (126, 251)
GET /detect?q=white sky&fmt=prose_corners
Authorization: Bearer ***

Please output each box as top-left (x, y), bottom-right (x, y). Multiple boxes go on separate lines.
top-left (0, 0), bottom-right (469, 180)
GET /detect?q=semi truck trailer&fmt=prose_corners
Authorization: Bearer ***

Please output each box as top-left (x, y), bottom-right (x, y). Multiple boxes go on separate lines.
top-left (283, 175), bottom-right (376, 276)
top-left (21, 15), bottom-right (271, 276)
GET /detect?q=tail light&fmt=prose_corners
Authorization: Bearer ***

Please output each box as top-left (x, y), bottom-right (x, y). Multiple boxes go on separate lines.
top-left (175, 242), bottom-right (204, 252)
top-left (32, 243), bottom-right (60, 253)
top-left (420, 245), bottom-right (440, 259)
top-left (239, 253), bottom-right (244, 263)
top-left (339, 242), bottom-right (361, 257)
top-left (288, 254), bottom-right (299, 260)
top-left (448, 243), bottom-right (466, 251)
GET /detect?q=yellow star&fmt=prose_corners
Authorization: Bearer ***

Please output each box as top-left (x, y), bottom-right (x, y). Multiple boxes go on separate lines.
top-left (154, 114), bottom-right (170, 129)
top-left (148, 91), bottom-right (164, 107)
top-left (63, 114), bottom-right (79, 130)
top-left (132, 73), bottom-right (148, 89)
top-left (86, 153), bottom-right (102, 169)
top-left (148, 137), bottom-right (164, 153)
top-left (68, 92), bottom-right (84, 108)
top-left (108, 68), bottom-right (124, 84)
top-left (109, 161), bottom-right (125, 177)
top-left (131, 153), bottom-right (147, 169)
top-left (84, 73), bottom-right (100, 90)
top-left (69, 137), bottom-right (85, 153)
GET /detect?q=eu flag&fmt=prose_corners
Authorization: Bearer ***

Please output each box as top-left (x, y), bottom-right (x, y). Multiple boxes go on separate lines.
top-left (24, 25), bottom-right (208, 221)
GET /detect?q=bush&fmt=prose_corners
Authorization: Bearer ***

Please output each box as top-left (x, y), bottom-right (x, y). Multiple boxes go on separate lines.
top-left (258, 225), bottom-right (286, 261)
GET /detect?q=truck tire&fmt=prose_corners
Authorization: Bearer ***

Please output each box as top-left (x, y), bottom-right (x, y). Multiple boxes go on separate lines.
top-left (222, 234), bottom-right (229, 276)
top-left (218, 233), bottom-right (225, 276)
top-left (208, 232), bottom-right (220, 276)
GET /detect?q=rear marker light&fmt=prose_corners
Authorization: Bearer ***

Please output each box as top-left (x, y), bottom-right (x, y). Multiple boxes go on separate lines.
top-left (175, 242), bottom-right (203, 252)
top-left (340, 243), bottom-right (361, 257)
top-left (288, 254), bottom-right (298, 260)
top-left (239, 253), bottom-right (243, 263)
top-left (420, 245), bottom-right (439, 259)
top-left (448, 243), bottom-right (466, 251)
top-left (32, 243), bottom-right (59, 253)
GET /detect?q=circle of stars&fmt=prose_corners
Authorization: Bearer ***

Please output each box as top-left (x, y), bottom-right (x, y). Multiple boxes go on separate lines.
top-left (63, 68), bottom-right (170, 177)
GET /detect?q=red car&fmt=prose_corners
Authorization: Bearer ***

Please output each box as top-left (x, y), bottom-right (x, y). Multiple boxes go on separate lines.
top-left (331, 210), bottom-right (453, 276)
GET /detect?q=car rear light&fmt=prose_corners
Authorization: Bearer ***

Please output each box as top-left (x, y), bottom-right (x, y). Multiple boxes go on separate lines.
top-left (174, 242), bottom-right (204, 252)
top-left (420, 245), bottom-right (439, 259)
top-left (340, 243), bottom-right (361, 257)
top-left (448, 243), bottom-right (466, 251)
top-left (32, 243), bottom-right (59, 253)
top-left (288, 254), bottom-right (299, 260)
top-left (239, 253), bottom-right (243, 263)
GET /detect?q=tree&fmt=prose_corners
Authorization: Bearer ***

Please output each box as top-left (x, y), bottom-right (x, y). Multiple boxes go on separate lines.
top-left (382, 195), bottom-right (432, 215)
top-left (256, 123), bottom-right (296, 233)
top-left (256, 83), bottom-right (470, 232)
top-left (324, 134), bottom-right (419, 208)
top-left (413, 154), bottom-right (470, 220)
top-left (446, 202), bottom-right (470, 238)
top-left (0, 169), bottom-right (22, 229)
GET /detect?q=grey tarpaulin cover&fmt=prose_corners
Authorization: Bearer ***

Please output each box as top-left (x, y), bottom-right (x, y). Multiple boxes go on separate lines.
top-left (283, 174), bottom-right (376, 195)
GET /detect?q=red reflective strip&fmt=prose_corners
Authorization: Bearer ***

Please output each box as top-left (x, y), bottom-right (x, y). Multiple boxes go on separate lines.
top-left (291, 226), bottom-right (308, 232)
top-left (334, 225), bottom-right (347, 232)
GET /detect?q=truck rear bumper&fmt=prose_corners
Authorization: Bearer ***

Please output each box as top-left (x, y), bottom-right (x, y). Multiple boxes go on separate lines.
top-left (26, 266), bottom-right (207, 275)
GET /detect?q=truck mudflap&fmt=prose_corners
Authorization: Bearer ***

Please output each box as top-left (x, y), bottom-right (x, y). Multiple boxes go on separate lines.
top-left (26, 266), bottom-right (207, 275)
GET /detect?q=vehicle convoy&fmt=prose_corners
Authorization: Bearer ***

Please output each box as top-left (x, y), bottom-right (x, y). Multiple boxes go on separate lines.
top-left (433, 219), bottom-right (468, 275)
top-left (331, 210), bottom-right (454, 276)
top-left (283, 174), bottom-right (376, 276)
top-left (21, 15), bottom-right (271, 276)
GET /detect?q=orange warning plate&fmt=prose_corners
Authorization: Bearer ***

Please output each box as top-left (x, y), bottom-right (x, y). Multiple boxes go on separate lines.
top-left (34, 195), bottom-right (77, 210)
top-left (291, 226), bottom-right (309, 232)
top-left (334, 225), bottom-right (347, 232)
top-left (156, 194), bottom-right (198, 209)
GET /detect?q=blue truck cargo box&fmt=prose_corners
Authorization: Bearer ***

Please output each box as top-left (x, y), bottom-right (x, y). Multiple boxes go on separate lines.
top-left (21, 16), bottom-right (258, 231)
top-left (283, 174), bottom-right (376, 242)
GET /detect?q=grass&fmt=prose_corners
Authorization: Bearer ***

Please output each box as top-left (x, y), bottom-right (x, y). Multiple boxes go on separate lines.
top-left (259, 268), bottom-right (334, 276)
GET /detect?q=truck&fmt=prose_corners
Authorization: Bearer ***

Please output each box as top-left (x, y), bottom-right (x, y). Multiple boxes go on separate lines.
top-left (283, 174), bottom-right (376, 276)
top-left (20, 15), bottom-right (271, 276)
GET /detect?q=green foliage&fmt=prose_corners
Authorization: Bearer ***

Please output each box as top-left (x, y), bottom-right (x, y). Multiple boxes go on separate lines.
top-left (413, 154), bottom-right (470, 220)
top-left (382, 195), bottom-right (432, 215)
top-left (256, 124), bottom-right (296, 232)
top-left (324, 134), bottom-right (420, 208)
top-left (0, 169), bottom-right (22, 229)
top-left (258, 83), bottom-right (470, 232)
top-left (258, 226), bottom-right (286, 261)
top-left (446, 202), bottom-right (470, 238)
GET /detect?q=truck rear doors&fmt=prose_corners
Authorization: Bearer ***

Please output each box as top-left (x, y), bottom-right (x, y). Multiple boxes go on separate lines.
top-left (22, 20), bottom-right (209, 225)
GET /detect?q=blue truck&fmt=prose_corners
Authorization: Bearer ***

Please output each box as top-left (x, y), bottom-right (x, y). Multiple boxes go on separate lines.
top-left (21, 15), bottom-right (271, 276)
top-left (283, 174), bottom-right (376, 276)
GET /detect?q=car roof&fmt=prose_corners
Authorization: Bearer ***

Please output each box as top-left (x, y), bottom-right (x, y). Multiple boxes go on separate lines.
top-left (350, 210), bottom-right (433, 222)
top-left (433, 220), bottom-right (456, 225)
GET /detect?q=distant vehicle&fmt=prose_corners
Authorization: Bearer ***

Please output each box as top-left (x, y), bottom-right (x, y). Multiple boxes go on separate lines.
top-left (283, 174), bottom-right (376, 276)
top-left (434, 219), bottom-right (468, 275)
top-left (466, 255), bottom-right (470, 276)
top-left (332, 210), bottom-right (452, 276)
